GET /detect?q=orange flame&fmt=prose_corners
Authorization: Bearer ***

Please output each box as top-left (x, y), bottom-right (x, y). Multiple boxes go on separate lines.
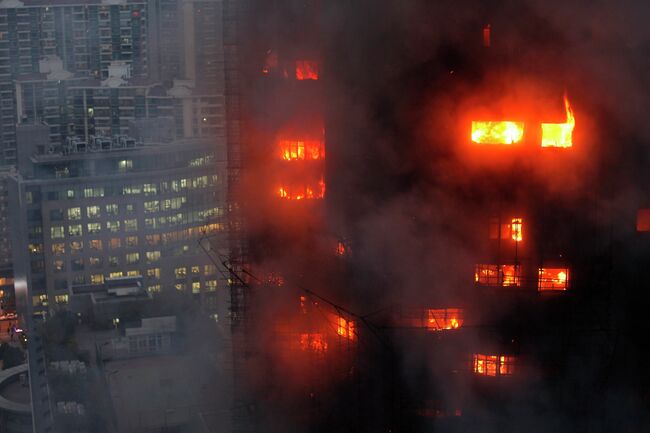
top-left (337, 316), bottom-right (355, 340)
top-left (541, 95), bottom-right (575, 148)
top-left (295, 61), bottom-right (319, 80)
top-left (473, 354), bottom-right (515, 376)
top-left (510, 217), bottom-right (523, 242)
top-left (471, 121), bottom-right (524, 145)
top-left (427, 308), bottom-right (464, 331)
top-left (538, 268), bottom-right (569, 291)
top-left (299, 333), bottom-right (328, 352)
top-left (277, 178), bottom-right (326, 200)
top-left (279, 139), bottom-right (325, 161)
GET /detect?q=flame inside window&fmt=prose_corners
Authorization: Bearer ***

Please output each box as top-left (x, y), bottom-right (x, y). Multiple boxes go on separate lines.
top-left (295, 60), bottom-right (319, 80)
top-left (427, 308), bottom-right (463, 331)
top-left (299, 333), bottom-right (328, 353)
top-left (279, 139), bottom-right (325, 161)
top-left (473, 354), bottom-right (515, 376)
top-left (636, 209), bottom-right (650, 232)
top-left (337, 316), bottom-right (355, 340)
top-left (277, 178), bottom-right (326, 200)
top-left (541, 95), bottom-right (575, 148)
top-left (475, 264), bottom-right (520, 287)
top-left (489, 217), bottom-right (523, 242)
top-left (471, 121), bottom-right (524, 145)
top-left (538, 268), bottom-right (569, 291)
top-left (336, 241), bottom-right (346, 256)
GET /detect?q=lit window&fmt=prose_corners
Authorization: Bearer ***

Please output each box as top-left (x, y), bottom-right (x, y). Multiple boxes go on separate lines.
top-left (146, 234), bottom-right (160, 246)
top-left (144, 201), bottom-right (159, 213)
top-left (174, 283), bottom-right (186, 291)
top-left (146, 251), bottom-right (161, 263)
top-left (126, 252), bottom-right (140, 265)
top-left (473, 354), bottom-right (515, 377)
top-left (109, 238), bottom-right (121, 249)
top-left (143, 184), bottom-right (157, 195)
top-left (89, 257), bottom-right (102, 268)
top-left (109, 272), bottom-right (124, 278)
top-left (67, 207), bottom-right (81, 220)
top-left (53, 259), bottom-right (65, 272)
top-left (147, 284), bottom-right (161, 293)
top-left (118, 159), bottom-right (133, 172)
top-left (126, 270), bottom-right (139, 277)
top-left (637, 209), bottom-right (650, 232)
top-left (68, 224), bottom-right (82, 237)
top-left (146, 268), bottom-right (160, 279)
top-left (51, 226), bottom-right (65, 239)
top-left (278, 139), bottom-right (325, 161)
top-left (538, 268), bottom-right (569, 291)
top-left (471, 121), bottom-right (524, 145)
top-left (109, 256), bottom-right (120, 267)
top-left (28, 243), bottom-right (43, 254)
top-left (70, 241), bottom-right (83, 253)
top-left (55, 294), bottom-right (69, 304)
top-left (192, 281), bottom-right (201, 293)
top-left (204, 265), bottom-right (216, 276)
top-left (337, 316), bottom-right (355, 340)
top-left (86, 205), bottom-right (101, 219)
top-left (51, 243), bottom-right (65, 254)
top-left (174, 267), bottom-right (187, 278)
top-left (83, 187), bottom-right (104, 198)
top-left (205, 280), bottom-right (217, 291)
top-left (106, 221), bottom-right (121, 232)
top-left (32, 294), bottom-right (48, 307)
top-left (125, 236), bottom-right (138, 247)
top-left (191, 266), bottom-right (200, 274)
top-left (90, 239), bottom-right (102, 251)
top-left (91, 274), bottom-right (104, 284)
top-left (106, 204), bottom-right (118, 216)
top-left (124, 219), bottom-right (137, 232)
top-left (87, 222), bottom-right (102, 234)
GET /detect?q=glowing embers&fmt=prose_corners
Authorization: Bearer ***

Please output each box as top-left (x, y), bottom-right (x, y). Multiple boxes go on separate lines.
top-left (538, 268), bottom-right (569, 291)
top-left (427, 308), bottom-right (464, 331)
top-left (489, 217), bottom-right (523, 242)
top-left (295, 60), bottom-right (319, 80)
top-left (336, 241), bottom-right (346, 256)
top-left (277, 178), bottom-right (326, 200)
top-left (279, 139), bottom-right (325, 161)
top-left (299, 333), bottom-right (328, 353)
top-left (541, 95), bottom-right (575, 148)
top-left (475, 264), bottom-right (521, 287)
top-left (471, 121), bottom-right (524, 145)
top-left (472, 354), bottom-right (515, 377)
top-left (637, 208), bottom-right (650, 232)
top-left (337, 316), bottom-right (356, 340)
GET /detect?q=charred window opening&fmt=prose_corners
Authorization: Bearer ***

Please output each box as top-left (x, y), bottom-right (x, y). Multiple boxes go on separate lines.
top-left (295, 60), bottom-right (319, 80)
top-left (538, 267), bottom-right (569, 291)
top-left (473, 354), bottom-right (515, 377)
top-left (475, 264), bottom-right (521, 287)
top-left (471, 121), bottom-right (524, 145)
top-left (278, 139), bottom-right (325, 161)
top-left (636, 209), bottom-right (650, 232)
top-left (489, 217), bottom-right (523, 242)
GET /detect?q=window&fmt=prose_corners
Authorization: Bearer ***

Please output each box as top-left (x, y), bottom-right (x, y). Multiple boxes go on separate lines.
top-left (124, 219), bottom-right (137, 232)
top-left (126, 252), bottom-right (140, 264)
top-left (71, 258), bottom-right (84, 271)
top-left (90, 239), bottom-right (102, 251)
top-left (67, 189), bottom-right (76, 199)
top-left (91, 274), bottom-right (104, 284)
top-left (192, 281), bottom-right (201, 293)
top-left (125, 204), bottom-right (135, 215)
top-left (106, 204), bottom-right (118, 216)
top-left (118, 159), bottom-right (133, 172)
top-left (50, 209), bottom-right (64, 221)
top-left (89, 257), bottom-right (102, 268)
top-left (55, 294), bottom-right (69, 304)
top-left (473, 354), bottom-right (515, 377)
top-left (143, 183), bottom-right (157, 195)
top-left (70, 241), bottom-right (83, 254)
top-left (146, 268), bottom-right (160, 279)
top-left (126, 270), bottom-right (139, 277)
top-left (125, 236), bottom-right (138, 247)
top-left (87, 222), bottom-right (102, 234)
top-left (489, 217), bottom-right (523, 242)
top-left (637, 209), bottom-right (650, 232)
top-left (32, 294), bottom-right (48, 307)
top-left (146, 251), bottom-right (160, 263)
top-left (53, 259), bottom-right (65, 272)
top-left (51, 226), bottom-right (65, 239)
top-left (475, 264), bottom-right (521, 287)
top-left (84, 187), bottom-right (104, 198)
top-left (107, 221), bottom-right (120, 232)
top-left (175, 283), bottom-right (186, 291)
top-left (51, 243), bottom-right (65, 254)
top-left (174, 267), bottom-right (187, 278)
top-left (28, 243), bottom-right (43, 254)
top-left (87, 205), bottom-right (101, 219)
top-left (426, 308), bottom-right (463, 331)
top-left (205, 280), bottom-right (217, 292)
top-left (109, 238), bottom-right (121, 249)
top-left (204, 264), bottom-right (216, 276)
top-left (68, 224), bottom-right (82, 237)
top-left (146, 234), bottom-right (160, 246)
top-left (538, 268), bottom-right (569, 291)
top-left (109, 256), bottom-right (120, 268)
top-left (191, 266), bottom-right (200, 274)
top-left (68, 207), bottom-right (81, 220)
top-left (144, 200), bottom-right (159, 213)
top-left (147, 284), bottom-right (161, 293)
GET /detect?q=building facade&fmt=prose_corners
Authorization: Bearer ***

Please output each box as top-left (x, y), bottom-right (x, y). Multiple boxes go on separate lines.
top-left (8, 136), bottom-right (228, 320)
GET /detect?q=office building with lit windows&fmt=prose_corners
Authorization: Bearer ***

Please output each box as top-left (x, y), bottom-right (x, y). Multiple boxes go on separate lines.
top-left (7, 135), bottom-right (228, 320)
